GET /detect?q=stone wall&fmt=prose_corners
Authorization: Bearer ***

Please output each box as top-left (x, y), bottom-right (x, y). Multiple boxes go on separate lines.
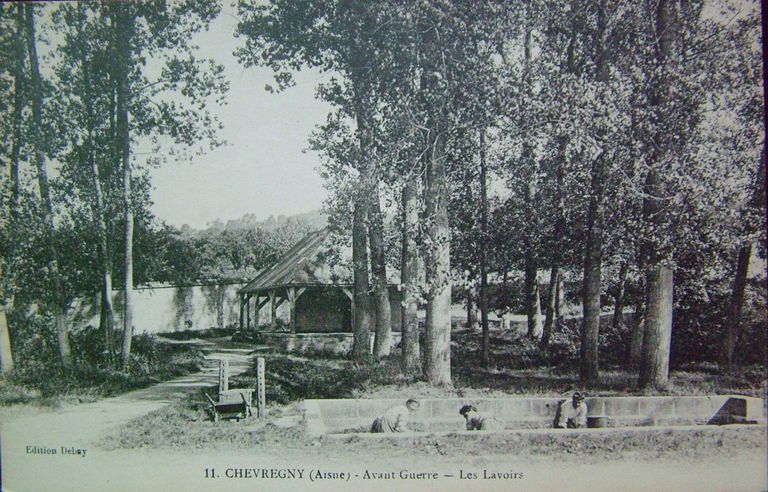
top-left (68, 283), bottom-right (247, 334)
top-left (304, 395), bottom-right (766, 435)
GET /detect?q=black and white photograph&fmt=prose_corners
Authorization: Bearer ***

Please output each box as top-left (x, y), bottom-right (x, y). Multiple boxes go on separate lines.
top-left (0, 1), bottom-right (766, 491)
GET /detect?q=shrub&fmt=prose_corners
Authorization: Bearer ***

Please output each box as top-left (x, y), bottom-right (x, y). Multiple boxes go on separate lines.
top-left (1, 313), bottom-right (204, 405)
top-left (159, 326), bottom-right (237, 340)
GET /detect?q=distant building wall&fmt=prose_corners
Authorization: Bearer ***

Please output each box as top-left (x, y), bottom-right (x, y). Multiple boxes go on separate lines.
top-left (69, 282), bottom-right (406, 335)
top-left (68, 283), bottom-right (246, 334)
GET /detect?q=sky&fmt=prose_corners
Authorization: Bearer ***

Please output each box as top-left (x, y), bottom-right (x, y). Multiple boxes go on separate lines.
top-left (146, 7), bottom-right (333, 230)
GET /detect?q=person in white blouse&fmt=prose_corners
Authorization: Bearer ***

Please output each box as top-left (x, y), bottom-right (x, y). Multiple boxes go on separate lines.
top-left (370, 399), bottom-right (420, 433)
top-left (555, 392), bottom-right (588, 429)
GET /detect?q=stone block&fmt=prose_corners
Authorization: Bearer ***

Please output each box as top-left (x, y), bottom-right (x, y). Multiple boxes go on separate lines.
top-left (705, 396), bottom-right (764, 424)
top-left (498, 399), bottom-right (530, 418)
top-left (743, 396), bottom-right (765, 420)
top-left (430, 399), bottom-right (462, 418)
top-left (303, 400), bottom-right (326, 437)
top-left (319, 400), bottom-right (358, 419)
top-left (357, 399), bottom-right (398, 418)
top-left (639, 397), bottom-right (675, 417)
top-left (603, 398), bottom-right (641, 416)
top-left (304, 400), bottom-right (322, 419)
top-left (673, 397), bottom-right (716, 419)
top-left (583, 398), bottom-right (605, 416)
top-left (529, 398), bottom-right (559, 417)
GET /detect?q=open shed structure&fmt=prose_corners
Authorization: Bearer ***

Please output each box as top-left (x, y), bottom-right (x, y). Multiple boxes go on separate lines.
top-left (238, 229), bottom-right (401, 334)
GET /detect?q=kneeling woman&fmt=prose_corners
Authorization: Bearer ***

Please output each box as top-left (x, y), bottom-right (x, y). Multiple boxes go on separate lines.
top-left (371, 399), bottom-right (420, 433)
top-left (459, 404), bottom-right (502, 431)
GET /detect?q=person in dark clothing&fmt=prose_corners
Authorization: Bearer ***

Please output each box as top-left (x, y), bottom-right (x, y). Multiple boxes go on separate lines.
top-left (459, 404), bottom-right (501, 431)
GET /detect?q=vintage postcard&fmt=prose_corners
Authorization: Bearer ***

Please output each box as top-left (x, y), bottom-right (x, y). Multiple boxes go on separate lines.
top-left (1, 1), bottom-right (766, 491)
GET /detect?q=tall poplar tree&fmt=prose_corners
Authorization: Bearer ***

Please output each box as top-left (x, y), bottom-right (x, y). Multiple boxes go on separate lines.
top-left (25, 3), bottom-right (73, 365)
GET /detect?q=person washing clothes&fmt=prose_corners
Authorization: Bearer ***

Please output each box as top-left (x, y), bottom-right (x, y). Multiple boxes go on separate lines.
top-left (459, 404), bottom-right (501, 431)
top-left (371, 399), bottom-right (420, 433)
top-left (555, 391), bottom-right (588, 428)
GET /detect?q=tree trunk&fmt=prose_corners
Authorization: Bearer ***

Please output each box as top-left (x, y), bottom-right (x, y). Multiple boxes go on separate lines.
top-left (628, 278), bottom-right (645, 368)
top-left (25, 3), bottom-right (72, 365)
top-left (10, 3), bottom-right (25, 220)
top-left (423, 131), bottom-right (452, 386)
top-left (542, 267), bottom-right (559, 349)
top-left (350, 70), bottom-right (376, 361)
top-left (581, 180), bottom-right (604, 385)
top-left (612, 262), bottom-right (628, 333)
top-left (639, 0), bottom-right (678, 390)
top-left (116, 4), bottom-right (135, 369)
top-left (580, 0), bottom-right (609, 387)
top-left (543, 131), bottom-right (568, 350)
top-left (524, 250), bottom-right (538, 338)
top-left (520, 117), bottom-right (537, 341)
top-left (720, 244), bottom-right (751, 370)
top-left (352, 198), bottom-right (373, 360)
top-left (556, 273), bottom-right (565, 328)
top-left (639, 169), bottom-right (674, 389)
top-left (369, 183), bottom-right (392, 358)
top-left (0, 261), bottom-right (13, 373)
top-left (466, 289), bottom-right (476, 329)
top-left (479, 130), bottom-right (490, 367)
top-left (0, 4), bottom-right (26, 374)
top-left (639, 264), bottom-right (673, 389)
top-left (401, 178), bottom-right (421, 374)
top-left (532, 284), bottom-right (543, 337)
top-left (721, 152), bottom-right (766, 370)
top-left (99, 273), bottom-right (114, 356)
top-left (78, 4), bottom-right (115, 359)
top-left (520, 21), bottom-right (540, 340)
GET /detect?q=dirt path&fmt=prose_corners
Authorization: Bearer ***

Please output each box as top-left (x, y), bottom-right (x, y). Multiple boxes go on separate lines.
top-left (0, 339), bottom-right (258, 454)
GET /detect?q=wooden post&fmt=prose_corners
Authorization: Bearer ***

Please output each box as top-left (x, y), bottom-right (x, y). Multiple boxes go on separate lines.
top-left (253, 295), bottom-right (260, 332)
top-left (269, 290), bottom-right (277, 330)
top-left (256, 357), bottom-right (266, 418)
top-left (218, 359), bottom-right (229, 394)
top-left (239, 293), bottom-right (245, 331)
top-left (246, 293), bottom-right (251, 330)
top-left (287, 287), bottom-right (296, 333)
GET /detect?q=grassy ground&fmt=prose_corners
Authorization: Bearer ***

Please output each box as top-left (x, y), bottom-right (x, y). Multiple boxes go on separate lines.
top-left (319, 426), bottom-right (767, 464)
top-left (0, 336), bottom-right (205, 407)
top-left (101, 333), bottom-right (767, 457)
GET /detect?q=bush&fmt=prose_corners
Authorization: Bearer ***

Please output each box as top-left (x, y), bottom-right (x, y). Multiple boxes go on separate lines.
top-left (1, 313), bottom-right (204, 405)
top-left (158, 326), bottom-right (237, 340)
